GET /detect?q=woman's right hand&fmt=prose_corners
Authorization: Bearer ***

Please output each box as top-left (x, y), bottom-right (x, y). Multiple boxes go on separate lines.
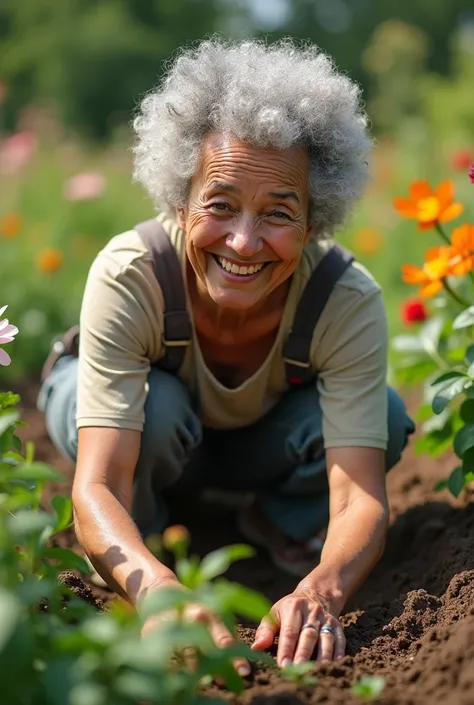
top-left (141, 581), bottom-right (251, 678)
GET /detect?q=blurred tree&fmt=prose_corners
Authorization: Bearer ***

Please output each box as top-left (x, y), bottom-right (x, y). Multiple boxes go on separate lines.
top-left (0, 0), bottom-right (238, 139)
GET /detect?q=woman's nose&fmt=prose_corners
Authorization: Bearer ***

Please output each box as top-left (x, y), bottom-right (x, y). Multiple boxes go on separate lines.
top-left (225, 218), bottom-right (263, 257)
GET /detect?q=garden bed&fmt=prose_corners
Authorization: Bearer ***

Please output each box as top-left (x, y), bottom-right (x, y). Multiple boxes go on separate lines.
top-left (14, 383), bottom-right (474, 705)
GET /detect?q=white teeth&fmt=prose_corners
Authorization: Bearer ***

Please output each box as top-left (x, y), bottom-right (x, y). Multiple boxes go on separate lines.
top-left (217, 256), bottom-right (264, 276)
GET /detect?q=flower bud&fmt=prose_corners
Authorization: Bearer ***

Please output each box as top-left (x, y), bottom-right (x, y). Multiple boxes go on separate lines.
top-left (162, 524), bottom-right (190, 555)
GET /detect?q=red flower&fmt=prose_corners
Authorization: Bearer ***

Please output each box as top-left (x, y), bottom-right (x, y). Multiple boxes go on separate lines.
top-left (451, 148), bottom-right (474, 172)
top-left (470, 163), bottom-right (474, 185)
top-left (401, 299), bottom-right (429, 325)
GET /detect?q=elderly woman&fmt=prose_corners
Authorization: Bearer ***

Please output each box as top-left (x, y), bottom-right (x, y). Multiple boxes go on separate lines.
top-left (38, 38), bottom-right (414, 671)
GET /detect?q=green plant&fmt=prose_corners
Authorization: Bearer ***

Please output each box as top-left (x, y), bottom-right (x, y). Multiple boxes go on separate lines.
top-left (0, 391), bottom-right (275, 704)
top-left (391, 175), bottom-right (474, 497)
top-left (280, 661), bottom-right (318, 688)
top-left (351, 675), bottom-right (386, 701)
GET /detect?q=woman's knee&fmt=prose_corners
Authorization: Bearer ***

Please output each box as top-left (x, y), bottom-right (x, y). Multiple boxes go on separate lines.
top-left (386, 386), bottom-right (415, 470)
top-left (39, 356), bottom-right (79, 462)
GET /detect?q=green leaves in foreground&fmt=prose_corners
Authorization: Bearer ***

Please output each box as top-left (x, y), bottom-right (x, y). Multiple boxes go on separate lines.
top-left (352, 675), bottom-right (386, 701)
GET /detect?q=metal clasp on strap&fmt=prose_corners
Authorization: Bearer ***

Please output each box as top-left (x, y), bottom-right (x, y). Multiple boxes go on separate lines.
top-left (282, 357), bottom-right (311, 368)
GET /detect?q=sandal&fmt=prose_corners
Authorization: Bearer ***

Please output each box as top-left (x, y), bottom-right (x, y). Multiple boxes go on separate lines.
top-left (236, 503), bottom-right (325, 578)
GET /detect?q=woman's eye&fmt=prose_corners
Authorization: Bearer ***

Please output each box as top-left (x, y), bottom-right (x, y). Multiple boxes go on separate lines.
top-left (271, 210), bottom-right (291, 220)
top-left (210, 202), bottom-right (230, 212)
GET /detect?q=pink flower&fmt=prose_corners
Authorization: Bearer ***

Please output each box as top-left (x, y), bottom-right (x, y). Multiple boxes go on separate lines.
top-left (0, 131), bottom-right (38, 175)
top-left (64, 172), bottom-right (106, 201)
top-left (470, 163), bottom-right (474, 185)
top-left (0, 305), bottom-right (19, 367)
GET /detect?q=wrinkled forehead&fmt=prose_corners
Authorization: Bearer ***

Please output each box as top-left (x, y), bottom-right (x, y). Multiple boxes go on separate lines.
top-left (195, 131), bottom-right (310, 195)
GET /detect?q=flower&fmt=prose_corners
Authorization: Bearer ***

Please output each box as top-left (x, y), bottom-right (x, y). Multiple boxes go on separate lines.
top-left (352, 227), bottom-right (384, 254)
top-left (36, 248), bottom-right (64, 274)
top-left (449, 224), bottom-right (474, 275)
top-left (401, 299), bottom-right (428, 325)
top-left (0, 212), bottom-right (22, 239)
top-left (64, 172), bottom-right (106, 201)
top-left (401, 246), bottom-right (454, 297)
top-left (0, 305), bottom-right (19, 367)
top-left (469, 164), bottom-right (474, 184)
top-left (451, 148), bottom-right (474, 172)
top-left (394, 180), bottom-right (463, 230)
top-left (0, 131), bottom-right (37, 175)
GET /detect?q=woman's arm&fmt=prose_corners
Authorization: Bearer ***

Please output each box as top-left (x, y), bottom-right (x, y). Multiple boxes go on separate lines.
top-left (297, 446), bottom-right (389, 616)
top-left (72, 426), bottom-right (179, 606)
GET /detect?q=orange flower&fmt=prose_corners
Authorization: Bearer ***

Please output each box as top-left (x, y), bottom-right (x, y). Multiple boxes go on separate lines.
top-left (353, 227), bottom-right (384, 254)
top-left (449, 224), bottom-right (474, 275)
top-left (1, 212), bottom-right (22, 238)
top-left (36, 248), bottom-right (63, 274)
top-left (402, 246), bottom-right (454, 297)
top-left (394, 180), bottom-right (463, 230)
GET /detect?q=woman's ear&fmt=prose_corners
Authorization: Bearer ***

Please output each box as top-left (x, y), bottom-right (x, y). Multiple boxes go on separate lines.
top-left (304, 225), bottom-right (313, 245)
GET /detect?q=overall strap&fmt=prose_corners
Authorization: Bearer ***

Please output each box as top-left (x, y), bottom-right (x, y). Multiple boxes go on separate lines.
top-left (283, 244), bottom-right (355, 386)
top-left (135, 218), bottom-right (191, 373)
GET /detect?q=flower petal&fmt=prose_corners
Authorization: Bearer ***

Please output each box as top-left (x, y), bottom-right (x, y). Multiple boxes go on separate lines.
top-left (393, 197), bottom-right (418, 218)
top-left (451, 224), bottom-right (474, 252)
top-left (410, 181), bottom-right (432, 202)
top-left (450, 256), bottom-right (474, 276)
top-left (417, 220), bottom-right (436, 231)
top-left (420, 281), bottom-right (443, 298)
top-left (401, 264), bottom-right (427, 284)
top-left (435, 180), bottom-right (454, 210)
top-left (0, 305), bottom-right (7, 317)
top-left (439, 202), bottom-right (464, 223)
top-left (0, 348), bottom-right (11, 366)
top-left (0, 318), bottom-right (9, 332)
top-left (425, 246), bottom-right (452, 262)
top-left (0, 324), bottom-right (18, 337)
top-left (0, 336), bottom-right (15, 344)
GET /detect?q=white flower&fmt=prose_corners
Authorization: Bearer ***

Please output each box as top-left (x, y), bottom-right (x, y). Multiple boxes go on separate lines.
top-left (0, 305), bottom-right (19, 366)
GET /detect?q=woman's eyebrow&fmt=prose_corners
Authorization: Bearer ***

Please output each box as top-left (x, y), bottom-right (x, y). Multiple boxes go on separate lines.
top-left (268, 190), bottom-right (300, 204)
top-left (208, 180), bottom-right (240, 193)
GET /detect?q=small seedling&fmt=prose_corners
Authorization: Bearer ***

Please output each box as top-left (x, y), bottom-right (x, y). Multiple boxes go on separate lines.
top-left (352, 674), bottom-right (386, 701)
top-left (280, 661), bottom-right (318, 687)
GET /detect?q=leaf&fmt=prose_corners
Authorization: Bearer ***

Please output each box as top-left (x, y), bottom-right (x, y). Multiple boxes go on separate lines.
top-left (391, 335), bottom-right (425, 354)
top-left (447, 467), bottom-right (466, 498)
top-left (434, 479), bottom-right (449, 492)
top-left (81, 615), bottom-right (121, 645)
top-left (0, 590), bottom-right (20, 651)
top-left (200, 545), bottom-right (255, 582)
top-left (69, 683), bottom-right (108, 705)
top-left (466, 345), bottom-right (474, 366)
top-left (7, 509), bottom-right (55, 540)
top-left (114, 671), bottom-right (161, 701)
top-left (432, 377), bottom-right (470, 414)
top-left (42, 657), bottom-right (75, 705)
top-left (453, 424), bottom-right (474, 458)
top-left (453, 306), bottom-right (474, 329)
top-left (419, 316), bottom-right (444, 355)
top-left (460, 400), bottom-right (474, 423)
top-left (0, 412), bottom-right (19, 437)
top-left (12, 435), bottom-right (22, 453)
top-left (138, 585), bottom-right (194, 621)
top-left (431, 370), bottom-right (467, 386)
top-left (13, 462), bottom-right (65, 483)
top-left (352, 675), bottom-right (386, 701)
top-left (42, 547), bottom-right (90, 574)
top-left (51, 495), bottom-right (72, 533)
top-left (213, 582), bottom-right (272, 622)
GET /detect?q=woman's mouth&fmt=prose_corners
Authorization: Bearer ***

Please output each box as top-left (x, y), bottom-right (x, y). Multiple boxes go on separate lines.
top-left (212, 254), bottom-right (269, 277)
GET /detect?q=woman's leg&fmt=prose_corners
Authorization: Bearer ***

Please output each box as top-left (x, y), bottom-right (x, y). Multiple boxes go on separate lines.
top-left (39, 361), bottom-right (203, 538)
top-left (206, 386), bottom-right (415, 544)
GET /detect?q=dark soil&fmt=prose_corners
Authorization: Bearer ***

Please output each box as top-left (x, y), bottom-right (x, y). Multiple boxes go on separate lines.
top-left (11, 382), bottom-right (474, 705)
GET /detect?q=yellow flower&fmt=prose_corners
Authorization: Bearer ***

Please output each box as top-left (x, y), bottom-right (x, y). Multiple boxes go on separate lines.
top-left (36, 248), bottom-right (64, 274)
top-left (1, 212), bottom-right (22, 239)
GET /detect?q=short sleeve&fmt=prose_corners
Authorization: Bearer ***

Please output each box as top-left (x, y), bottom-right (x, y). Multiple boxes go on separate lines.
top-left (76, 235), bottom-right (164, 431)
top-left (311, 279), bottom-right (388, 450)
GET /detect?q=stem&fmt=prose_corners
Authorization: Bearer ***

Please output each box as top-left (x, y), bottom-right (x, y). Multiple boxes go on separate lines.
top-left (442, 280), bottom-right (470, 308)
top-left (435, 222), bottom-right (451, 246)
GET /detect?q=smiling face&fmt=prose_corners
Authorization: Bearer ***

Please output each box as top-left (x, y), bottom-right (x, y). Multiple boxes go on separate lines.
top-left (177, 133), bottom-right (312, 312)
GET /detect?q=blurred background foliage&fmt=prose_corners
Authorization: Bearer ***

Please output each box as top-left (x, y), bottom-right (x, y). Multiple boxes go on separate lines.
top-left (0, 0), bottom-right (473, 380)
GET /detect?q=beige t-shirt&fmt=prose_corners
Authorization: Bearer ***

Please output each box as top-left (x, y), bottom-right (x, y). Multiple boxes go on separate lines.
top-left (76, 213), bottom-right (388, 449)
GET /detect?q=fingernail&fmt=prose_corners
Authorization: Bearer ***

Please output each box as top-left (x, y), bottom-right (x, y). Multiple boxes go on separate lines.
top-left (281, 658), bottom-right (292, 668)
top-left (238, 666), bottom-right (250, 677)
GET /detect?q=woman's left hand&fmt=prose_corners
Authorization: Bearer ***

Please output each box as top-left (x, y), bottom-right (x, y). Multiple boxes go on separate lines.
top-left (251, 586), bottom-right (345, 666)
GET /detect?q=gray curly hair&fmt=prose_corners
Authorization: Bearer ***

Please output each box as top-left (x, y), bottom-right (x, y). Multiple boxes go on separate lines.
top-left (132, 37), bottom-right (372, 238)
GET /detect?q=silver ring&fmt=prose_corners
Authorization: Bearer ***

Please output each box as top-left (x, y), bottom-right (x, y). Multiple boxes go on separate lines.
top-left (301, 622), bottom-right (319, 633)
top-left (320, 624), bottom-right (336, 637)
